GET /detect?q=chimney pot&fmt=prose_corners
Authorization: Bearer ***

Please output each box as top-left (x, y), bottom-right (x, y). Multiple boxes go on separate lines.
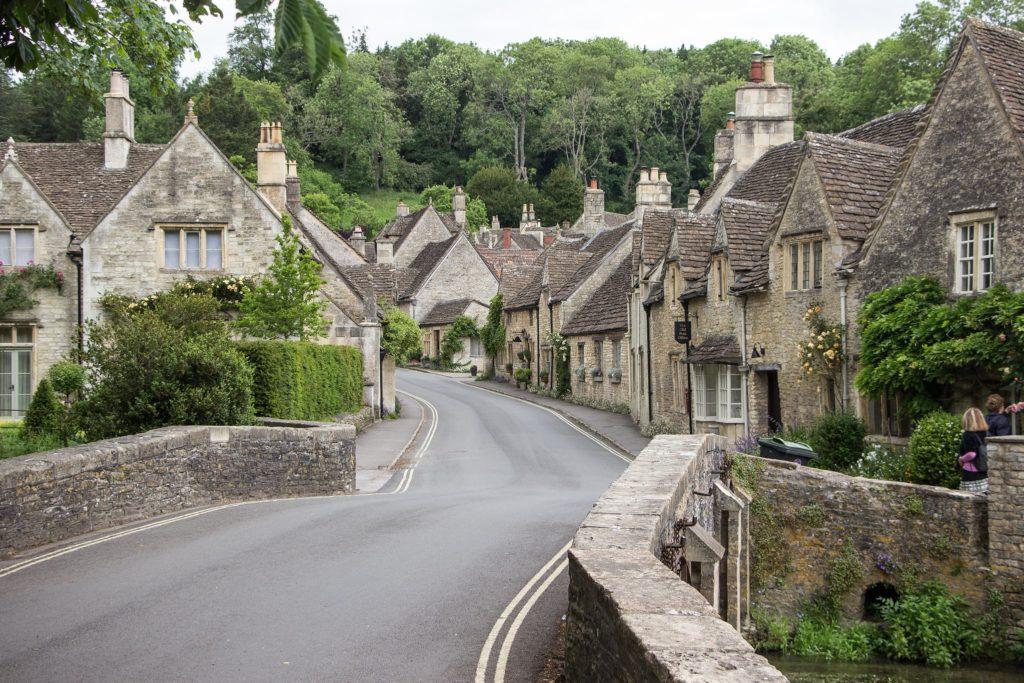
top-left (726, 111), bottom-right (736, 130)
top-left (588, 178), bottom-right (598, 189)
top-left (762, 55), bottom-right (775, 85)
top-left (350, 226), bottom-right (366, 257)
top-left (687, 188), bottom-right (701, 211)
top-left (396, 200), bottom-right (409, 218)
top-left (750, 51), bottom-right (764, 83)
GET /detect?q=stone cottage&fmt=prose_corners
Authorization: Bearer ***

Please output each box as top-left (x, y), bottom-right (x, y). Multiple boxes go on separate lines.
top-left (0, 70), bottom-right (389, 416)
top-left (419, 298), bottom-right (488, 367)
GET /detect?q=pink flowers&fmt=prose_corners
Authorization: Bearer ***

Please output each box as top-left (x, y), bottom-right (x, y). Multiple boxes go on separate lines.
top-left (1007, 402), bottom-right (1024, 414)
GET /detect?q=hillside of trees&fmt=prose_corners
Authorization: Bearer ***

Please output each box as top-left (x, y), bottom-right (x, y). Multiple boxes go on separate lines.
top-left (1, 1), bottom-right (1021, 234)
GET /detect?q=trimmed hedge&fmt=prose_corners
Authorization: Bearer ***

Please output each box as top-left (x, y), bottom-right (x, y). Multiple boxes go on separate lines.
top-left (236, 341), bottom-right (363, 420)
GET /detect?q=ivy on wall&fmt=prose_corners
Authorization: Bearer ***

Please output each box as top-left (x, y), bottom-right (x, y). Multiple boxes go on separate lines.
top-left (856, 277), bottom-right (1024, 420)
top-left (0, 264), bottom-right (63, 318)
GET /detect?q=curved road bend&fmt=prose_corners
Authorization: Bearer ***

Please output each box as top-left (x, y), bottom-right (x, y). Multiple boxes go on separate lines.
top-left (0, 370), bottom-right (628, 682)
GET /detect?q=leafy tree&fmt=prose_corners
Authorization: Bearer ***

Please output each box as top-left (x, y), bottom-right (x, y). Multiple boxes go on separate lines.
top-left (537, 165), bottom-right (584, 226)
top-left (76, 294), bottom-right (254, 439)
top-left (906, 411), bottom-right (962, 489)
top-left (379, 301), bottom-right (422, 364)
top-left (1, 0), bottom-right (343, 89)
top-left (21, 379), bottom-right (63, 439)
top-left (479, 294), bottom-right (507, 374)
top-left (228, 10), bottom-right (275, 80)
top-left (302, 192), bottom-right (343, 229)
top-left (467, 166), bottom-right (538, 226)
top-left (440, 315), bottom-right (478, 366)
top-left (46, 360), bottom-right (86, 406)
top-left (236, 216), bottom-right (327, 340)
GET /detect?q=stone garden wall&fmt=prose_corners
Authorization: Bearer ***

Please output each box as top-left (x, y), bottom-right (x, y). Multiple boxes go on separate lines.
top-left (988, 436), bottom-right (1024, 643)
top-left (566, 434), bottom-right (785, 681)
top-left (0, 422), bottom-right (355, 558)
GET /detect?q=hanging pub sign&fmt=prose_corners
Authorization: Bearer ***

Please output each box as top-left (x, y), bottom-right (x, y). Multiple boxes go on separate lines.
top-left (674, 320), bottom-right (691, 344)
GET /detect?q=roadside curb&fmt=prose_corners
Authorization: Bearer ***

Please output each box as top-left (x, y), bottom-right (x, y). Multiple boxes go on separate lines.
top-left (464, 381), bottom-right (638, 459)
top-left (388, 391), bottom-right (428, 470)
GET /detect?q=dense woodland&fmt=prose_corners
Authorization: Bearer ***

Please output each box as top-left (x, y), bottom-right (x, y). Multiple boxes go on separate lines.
top-left (1, 1), bottom-right (1022, 233)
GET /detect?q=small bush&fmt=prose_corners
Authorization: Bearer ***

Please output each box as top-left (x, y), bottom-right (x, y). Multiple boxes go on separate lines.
top-left (380, 302), bottom-right (422, 364)
top-left (46, 361), bottom-right (86, 403)
top-left (21, 379), bottom-right (63, 438)
top-left (876, 581), bottom-right (980, 667)
top-left (236, 340), bottom-right (363, 420)
top-left (851, 442), bottom-right (912, 481)
top-left (789, 619), bottom-right (875, 661)
top-left (513, 367), bottom-right (532, 387)
top-left (907, 411), bottom-right (961, 488)
top-left (751, 609), bottom-right (792, 653)
top-left (809, 411), bottom-right (866, 471)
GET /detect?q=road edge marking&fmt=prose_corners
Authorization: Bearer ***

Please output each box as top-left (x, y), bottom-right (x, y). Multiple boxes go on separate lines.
top-left (495, 557), bottom-right (569, 683)
top-left (475, 540), bottom-right (571, 683)
top-left (385, 389), bottom-right (439, 494)
top-left (461, 381), bottom-right (632, 463)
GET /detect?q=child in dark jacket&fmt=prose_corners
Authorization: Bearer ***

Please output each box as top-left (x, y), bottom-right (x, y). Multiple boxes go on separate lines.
top-left (958, 407), bottom-right (989, 494)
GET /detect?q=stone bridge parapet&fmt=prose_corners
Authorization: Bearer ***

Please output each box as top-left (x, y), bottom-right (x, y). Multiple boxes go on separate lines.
top-left (566, 434), bottom-right (785, 681)
top-left (0, 421), bottom-right (355, 559)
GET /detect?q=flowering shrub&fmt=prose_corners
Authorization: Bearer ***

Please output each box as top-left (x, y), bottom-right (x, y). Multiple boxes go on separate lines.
top-left (100, 275), bottom-right (255, 317)
top-left (0, 263), bottom-right (64, 317)
top-left (798, 304), bottom-right (844, 383)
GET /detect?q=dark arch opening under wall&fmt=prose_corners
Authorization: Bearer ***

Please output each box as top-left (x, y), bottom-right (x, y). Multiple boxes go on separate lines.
top-left (863, 582), bottom-right (900, 621)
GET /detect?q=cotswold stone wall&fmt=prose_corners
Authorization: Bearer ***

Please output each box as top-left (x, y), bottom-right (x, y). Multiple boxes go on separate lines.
top-left (566, 434), bottom-right (785, 682)
top-left (0, 422), bottom-right (355, 558)
top-left (989, 437), bottom-right (1024, 642)
top-left (744, 456), bottom-right (990, 620)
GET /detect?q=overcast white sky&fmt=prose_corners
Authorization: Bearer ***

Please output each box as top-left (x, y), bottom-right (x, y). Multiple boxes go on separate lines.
top-left (179, 0), bottom-right (922, 78)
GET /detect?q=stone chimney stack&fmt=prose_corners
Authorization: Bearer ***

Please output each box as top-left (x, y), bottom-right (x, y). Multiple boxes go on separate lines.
top-left (285, 160), bottom-right (300, 208)
top-left (635, 167), bottom-right (672, 220)
top-left (396, 200), bottom-right (409, 218)
top-left (103, 69), bottom-right (135, 170)
top-left (713, 112), bottom-right (736, 179)
top-left (350, 226), bottom-right (366, 257)
top-left (491, 215), bottom-right (500, 231)
top-left (452, 186), bottom-right (466, 229)
top-left (733, 52), bottom-right (793, 173)
top-left (377, 239), bottom-right (394, 264)
top-left (688, 188), bottom-right (701, 211)
top-left (582, 178), bottom-right (605, 237)
top-left (256, 121), bottom-right (287, 212)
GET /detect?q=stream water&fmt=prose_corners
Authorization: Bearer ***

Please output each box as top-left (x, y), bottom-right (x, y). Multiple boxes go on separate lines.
top-left (769, 655), bottom-right (1024, 682)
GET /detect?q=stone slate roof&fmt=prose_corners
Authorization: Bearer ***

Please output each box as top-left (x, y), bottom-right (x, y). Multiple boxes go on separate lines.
top-left (726, 141), bottom-right (805, 204)
top-left (640, 210), bottom-right (674, 265)
top-left (379, 206), bottom-right (458, 252)
top-left (498, 266), bottom-right (538, 305)
top-left (560, 256), bottom-right (632, 335)
top-left (719, 198), bottom-right (778, 272)
top-left (967, 19), bottom-right (1024, 145)
top-left (438, 211), bottom-right (459, 232)
top-left (551, 221), bottom-right (635, 302)
top-left (290, 205), bottom-right (364, 267)
top-left (838, 105), bottom-right (927, 149)
top-left (644, 281), bottom-right (664, 306)
top-left (420, 298), bottom-right (476, 326)
top-left (603, 212), bottom-right (630, 229)
top-left (338, 263), bottom-right (397, 306)
top-left (686, 335), bottom-right (741, 364)
top-left (397, 234), bottom-right (458, 300)
top-left (675, 213), bottom-right (717, 280)
top-left (6, 141), bottom-right (166, 237)
top-left (475, 245), bottom-right (542, 276)
top-left (504, 262), bottom-right (545, 309)
top-left (804, 133), bottom-right (903, 242)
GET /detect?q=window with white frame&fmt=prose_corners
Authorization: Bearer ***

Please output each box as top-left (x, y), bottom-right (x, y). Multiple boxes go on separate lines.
top-left (0, 226), bottom-right (36, 266)
top-left (0, 325), bottom-right (34, 417)
top-left (956, 220), bottom-right (996, 293)
top-left (787, 239), bottom-right (823, 291)
top-left (162, 226), bottom-right (223, 270)
top-left (693, 364), bottom-right (743, 421)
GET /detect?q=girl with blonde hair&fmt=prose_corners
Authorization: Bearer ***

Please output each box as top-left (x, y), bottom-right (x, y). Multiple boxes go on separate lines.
top-left (958, 407), bottom-right (989, 493)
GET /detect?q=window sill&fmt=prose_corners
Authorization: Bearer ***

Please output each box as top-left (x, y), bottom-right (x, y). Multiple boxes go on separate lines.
top-left (695, 416), bottom-right (744, 424)
top-left (160, 268), bottom-right (227, 274)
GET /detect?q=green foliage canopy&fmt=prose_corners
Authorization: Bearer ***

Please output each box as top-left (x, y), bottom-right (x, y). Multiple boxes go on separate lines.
top-left (380, 302), bottom-right (422, 364)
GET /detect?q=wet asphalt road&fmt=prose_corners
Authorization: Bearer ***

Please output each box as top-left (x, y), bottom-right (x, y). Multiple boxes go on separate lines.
top-left (0, 370), bottom-right (627, 682)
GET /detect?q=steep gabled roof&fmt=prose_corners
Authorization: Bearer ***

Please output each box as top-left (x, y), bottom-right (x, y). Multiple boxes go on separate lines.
top-left (726, 141), bottom-right (805, 204)
top-left (639, 210), bottom-right (674, 265)
top-left (339, 263), bottom-right (397, 306)
top-left (719, 198), bottom-right (778, 272)
top-left (838, 105), bottom-right (927, 149)
top-left (397, 234), bottom-right (459, 300)
top-left (498, 265), bottom-right (539, 304)
top-left (804, 133), bottom-right (903, 242)
top-left (967, 19), bottom-right (1024, 145)
top-left (560, 255), bottom-right (632, 335)
top-left (6, 141), bottom-right (166, 237)
top-left (421, 298), bottom-right (482, 326)
top-left (379, 205), bottom-right (457, 252)
top-left (551, 221), bottom-right (636, 302)
top-left (675, 213), bottom-right (717, 280)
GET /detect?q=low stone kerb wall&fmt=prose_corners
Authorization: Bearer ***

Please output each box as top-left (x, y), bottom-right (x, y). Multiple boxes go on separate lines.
top-left (566, 434), bottom-right (785, 681)
top-left (0, 421), bottom-right (355, 558)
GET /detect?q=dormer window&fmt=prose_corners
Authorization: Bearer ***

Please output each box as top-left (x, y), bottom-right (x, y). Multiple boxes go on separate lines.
top-left (786, 238), bottom-right (822, 291)
top-left (956, 219), bottom-right (996, 293)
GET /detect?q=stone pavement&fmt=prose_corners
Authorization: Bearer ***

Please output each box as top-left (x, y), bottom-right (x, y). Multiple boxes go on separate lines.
top-left (466, 380), bottom-right (650, 457)
top-left (355, 393), bottom-right (425, 492)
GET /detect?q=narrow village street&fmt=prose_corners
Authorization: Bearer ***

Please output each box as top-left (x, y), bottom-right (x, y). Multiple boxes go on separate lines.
top-left (0, 370), bottom-right (628, 682)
